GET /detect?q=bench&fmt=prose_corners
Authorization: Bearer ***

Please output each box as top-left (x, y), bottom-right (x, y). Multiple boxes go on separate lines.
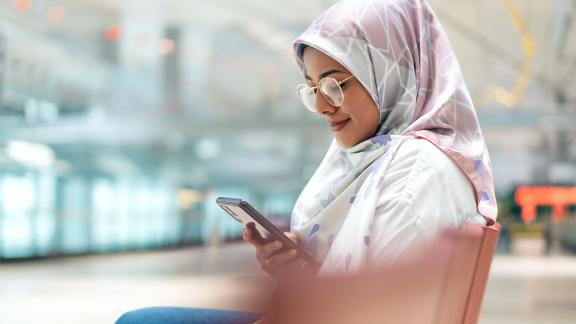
top-left (270, 223), bottom-right (500, 324)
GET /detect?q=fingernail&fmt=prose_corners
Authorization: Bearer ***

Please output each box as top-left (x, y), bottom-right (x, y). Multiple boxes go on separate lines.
top-left (275, 241), bottom-right (282, 248)
top-left (289, 250), bottom-right (297, 256)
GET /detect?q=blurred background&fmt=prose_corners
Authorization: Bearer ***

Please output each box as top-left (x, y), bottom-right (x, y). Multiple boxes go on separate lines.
top-left (0, 0), bottom-right (575, 323)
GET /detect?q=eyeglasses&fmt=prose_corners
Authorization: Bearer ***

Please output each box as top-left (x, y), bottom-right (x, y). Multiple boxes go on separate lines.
top-left (296, 75), bottom-right (354, 112)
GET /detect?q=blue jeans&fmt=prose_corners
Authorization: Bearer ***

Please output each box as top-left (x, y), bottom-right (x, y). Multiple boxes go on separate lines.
top-left (116, 307), bottom-right (263, 324)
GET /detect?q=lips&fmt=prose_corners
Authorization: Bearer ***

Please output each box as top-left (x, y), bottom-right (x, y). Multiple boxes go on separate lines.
top-left (328, 118), bottom-right (350, 131)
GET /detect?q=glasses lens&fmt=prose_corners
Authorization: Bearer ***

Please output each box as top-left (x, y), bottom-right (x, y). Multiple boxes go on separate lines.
top-left (297, 84), bottom-right (316, 112)
top-left (319, 78), bottom-right (344, 106)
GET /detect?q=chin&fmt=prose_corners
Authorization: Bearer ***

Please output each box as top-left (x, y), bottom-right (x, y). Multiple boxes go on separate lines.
top-left (335, 136), bottom-right (357, 148)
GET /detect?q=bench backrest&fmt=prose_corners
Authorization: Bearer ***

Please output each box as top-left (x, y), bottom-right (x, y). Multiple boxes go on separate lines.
top-left (271, 223), bottom-right (500, 324)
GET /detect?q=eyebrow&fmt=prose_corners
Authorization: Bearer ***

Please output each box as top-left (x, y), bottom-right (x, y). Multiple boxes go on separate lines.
top-left (304, 69), bottom-right (344, 81)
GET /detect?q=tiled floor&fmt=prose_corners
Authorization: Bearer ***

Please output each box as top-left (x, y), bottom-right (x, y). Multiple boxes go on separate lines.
top-left (0, 240), bottom-right (575, 324)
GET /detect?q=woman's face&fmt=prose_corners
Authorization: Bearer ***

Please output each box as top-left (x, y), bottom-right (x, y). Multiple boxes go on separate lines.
top-left (302, 47), bottom-right (380, 148)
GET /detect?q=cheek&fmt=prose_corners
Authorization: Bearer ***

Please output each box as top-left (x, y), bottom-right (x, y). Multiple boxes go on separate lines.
top-left (347, 93), bottom-right (379, 128)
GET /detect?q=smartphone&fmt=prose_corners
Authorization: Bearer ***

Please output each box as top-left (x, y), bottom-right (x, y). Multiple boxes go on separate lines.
top-left (216, 197), bottom-right (319, 268)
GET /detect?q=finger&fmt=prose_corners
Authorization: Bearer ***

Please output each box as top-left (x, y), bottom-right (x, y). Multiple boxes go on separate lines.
top-left (265, 249), bottom-right (298, 269)
top-left (258, 240), bottom-right (283, 259)
top-left (245, 222), bottom-right (266, 244)
top-left (248, 222), bottom-right (265, 241)
top-left (243, 226), bottom-right (257, 245)
top-left (283, 232), bottom-right (298, 244)
top-left (244, 224), bottom-right (262, 245)
top-left (242, 226), bottom-right (249, 241)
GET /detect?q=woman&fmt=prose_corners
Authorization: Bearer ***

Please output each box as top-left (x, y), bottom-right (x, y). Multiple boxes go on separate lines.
top-left (117, 0), bottom-right (497, 322)
top-left (249, 0), bottom-right (496, 276)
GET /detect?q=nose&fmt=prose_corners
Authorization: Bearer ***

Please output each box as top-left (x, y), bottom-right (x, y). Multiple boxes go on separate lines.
top-left (315, 92), bottom-right (337, 115)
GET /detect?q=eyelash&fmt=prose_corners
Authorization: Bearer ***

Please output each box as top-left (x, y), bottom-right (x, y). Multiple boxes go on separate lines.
top-left (307, 81), bottom-right (348, 91)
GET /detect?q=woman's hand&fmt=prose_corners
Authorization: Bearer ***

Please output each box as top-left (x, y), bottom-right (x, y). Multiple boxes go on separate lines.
top-left (243, 222), bottom-right (308, 278)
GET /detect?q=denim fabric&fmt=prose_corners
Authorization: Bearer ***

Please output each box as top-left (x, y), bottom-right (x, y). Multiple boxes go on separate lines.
top-left (116, 307), bottom-right (263, 324)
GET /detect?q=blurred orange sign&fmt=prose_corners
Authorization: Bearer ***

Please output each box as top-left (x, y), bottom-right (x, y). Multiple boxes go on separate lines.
top-left (515, 186), bottom-right (576, 223)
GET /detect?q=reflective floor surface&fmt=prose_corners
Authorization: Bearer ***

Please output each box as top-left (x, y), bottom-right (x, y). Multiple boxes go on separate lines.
top-left (1, 239), bottom-right (575, 324)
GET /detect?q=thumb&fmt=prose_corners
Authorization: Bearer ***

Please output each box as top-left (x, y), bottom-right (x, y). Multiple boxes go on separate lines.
top-left (283, 232), bottom-right (299, 244)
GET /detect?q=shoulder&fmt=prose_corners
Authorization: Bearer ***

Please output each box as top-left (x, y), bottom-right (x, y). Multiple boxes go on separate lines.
top-left (370, 138), bottom-right (485, 262)
top-left (368, 137), bottom-right (483, 264)
top-left (392, 137), bottom-right (456, 173)
top-left (377, 137), bottom-right (481, 225)
top-left (380, 137), bottom-right (467, 201)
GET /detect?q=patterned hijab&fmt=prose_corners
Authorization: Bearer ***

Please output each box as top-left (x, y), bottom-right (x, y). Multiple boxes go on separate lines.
top-left (290, 0), bottom-right (497, 273)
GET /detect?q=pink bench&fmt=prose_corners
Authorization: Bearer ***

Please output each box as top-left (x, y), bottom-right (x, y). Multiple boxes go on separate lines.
top-left (270, 223), bottom-right (500, 324)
